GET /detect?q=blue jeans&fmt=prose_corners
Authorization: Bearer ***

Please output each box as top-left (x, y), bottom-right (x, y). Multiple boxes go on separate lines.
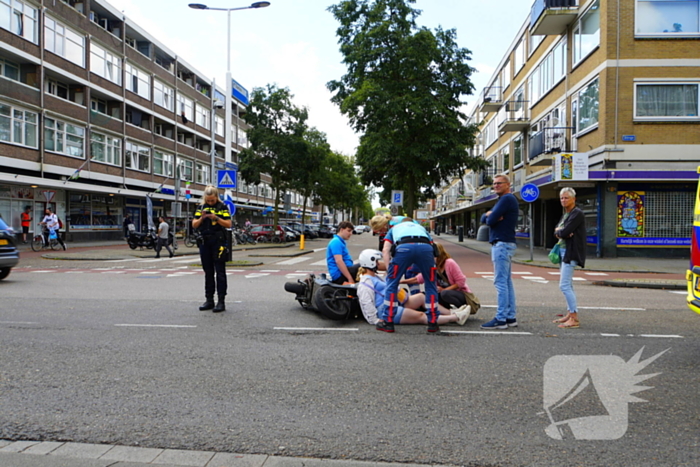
top-left (559, 248), bottom-right (578, 312)
top-left (382, 243), bottom-right (438, 324)
top-left (492, 242), bottom-right (517, 321)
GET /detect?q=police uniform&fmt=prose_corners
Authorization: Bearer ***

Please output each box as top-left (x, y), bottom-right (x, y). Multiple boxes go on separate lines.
top-left (381, 222), bottom-right (439, 329)
top-left (194, 201), bottom-right (231, 311)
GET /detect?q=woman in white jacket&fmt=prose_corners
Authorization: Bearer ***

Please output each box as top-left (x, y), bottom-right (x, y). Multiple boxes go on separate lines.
top-left (355, 249), bottom-right (470, 331)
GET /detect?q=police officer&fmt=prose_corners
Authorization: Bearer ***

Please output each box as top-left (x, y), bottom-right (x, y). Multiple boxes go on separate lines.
top-left (379, 218), bottom-right (439, 333)
top-left (192, 185), bottom-right (232, 312)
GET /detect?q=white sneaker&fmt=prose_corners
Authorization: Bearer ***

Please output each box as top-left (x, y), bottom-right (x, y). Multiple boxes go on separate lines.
top-left (454, 305), bottom-right (470, 326)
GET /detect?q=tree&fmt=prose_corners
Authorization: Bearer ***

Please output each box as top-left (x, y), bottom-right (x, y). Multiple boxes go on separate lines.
top-left (315, 152), bottom-right (367, 222)
top-left (289, 127), bottom-right (331, 225)
top-left (239, 84), bottom-right (308, 228)
top-left (327, 0), bottom-right (488, 214)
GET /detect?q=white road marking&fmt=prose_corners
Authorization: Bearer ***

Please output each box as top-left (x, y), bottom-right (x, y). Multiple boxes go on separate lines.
top-left (93, 268), bottom-right (115, 270)
top-left (115, 324), bottom-right (197, 328)
top-left (310, 260), bottom-right (327, 266)
top-left (245, 273), bottom-right (270, 279)
top-left (260, 269), bottom-right (280, 272)
top-left (548, 272), bottom-right (561, 275)
top-left (523, 276), bottom-right (546, 280)
top-left (584, 272), bottom-right (609, 276)
top-left (578, 306), bottom-right (646, 311)
top-left (138, 271), bottom-right (161, 275)
top-left (512, 272), bottom-right (532, 275)
top-left (668, 291), bottom-right (686, 295)
top-left (639, 334), bottom-right (683, 338)
top-left (173, 258), bottom-right (196, 263)
top-left (443, 331), bottom-right (533, 336)
top-left (572, 277), bottom-right (587, 281)
top-left (166, 272), bottom-right (197, 277)
top-left (101, 271), bottom-right (125, 274)
top-left (313, 248), bottom-right (327, 252)
top-left (601, 333), bottom-right (620, 337)
top-left (274, 327), bottom-right (358, 332)
top-left (474, 272), bottom-right (492, 275)
top-left (104, 259), bottom-right (132, 263)
top-left (0, 321), bottom-right (38, 325)
top-left (276, 256), bottom-right (312, 265)
top-left (65, 271), bottom-right (84, 274)
top-left (31, 270), bottom-right (55, 273)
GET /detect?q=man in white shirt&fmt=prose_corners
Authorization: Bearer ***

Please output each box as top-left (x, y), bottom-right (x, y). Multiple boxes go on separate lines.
top-left (40, 207), bottom-right (66, 250)
top-left (155, 216), bottom-right (173, 258)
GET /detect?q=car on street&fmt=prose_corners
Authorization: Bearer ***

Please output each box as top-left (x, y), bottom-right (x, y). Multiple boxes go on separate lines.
top-left (249, 224), bottom-right (287, 243)
top-left (287, 222), bottom-right (318, 239)
top-left (353, 225), bottom-right (366, 235)
top-left (687, 165), bottom-right (700, 315)
top-left (0, 217), bottom-right (19, 280)
top-left (317, 225), bottom-right (334, 238)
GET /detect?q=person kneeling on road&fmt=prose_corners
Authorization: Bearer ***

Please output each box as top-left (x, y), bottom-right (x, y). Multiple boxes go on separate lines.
top-left (356, 250), bottom-right (469, 329)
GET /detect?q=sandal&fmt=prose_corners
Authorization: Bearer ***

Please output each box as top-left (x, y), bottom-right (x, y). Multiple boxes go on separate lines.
top-left (558, 320), bottom-right (580, 329)
top-left (552, 316), bottom-right (569, 324)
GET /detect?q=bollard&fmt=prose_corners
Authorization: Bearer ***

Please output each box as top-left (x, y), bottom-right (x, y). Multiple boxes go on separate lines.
top-left (458, 225), bottom-right (464, 242)
top-left (300, 234), bottom-right (305, 250)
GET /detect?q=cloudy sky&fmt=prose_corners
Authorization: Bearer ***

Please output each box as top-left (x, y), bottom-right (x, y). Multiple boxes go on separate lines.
top-left (105, 0), bottom-right (532, 155)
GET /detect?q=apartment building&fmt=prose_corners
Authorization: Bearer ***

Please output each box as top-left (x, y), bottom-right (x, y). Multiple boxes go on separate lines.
top-left (431, 0), bottom-right (700, 257)
top-left (0, 0), bottom-right (308, 241)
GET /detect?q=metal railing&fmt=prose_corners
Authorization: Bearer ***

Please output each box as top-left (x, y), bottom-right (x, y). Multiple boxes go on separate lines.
top-left (481, 85), bottom-right (504, 105)
top-left (528, 126), bottom-right (573, 161)
top-left (497, 100), bottom-right (530, 126)
top-left (530, 0), bottom-right (578, 29)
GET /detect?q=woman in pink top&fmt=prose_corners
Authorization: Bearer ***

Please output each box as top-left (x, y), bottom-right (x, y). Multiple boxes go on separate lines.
top-left (402, 243), bottom-right (480, 313)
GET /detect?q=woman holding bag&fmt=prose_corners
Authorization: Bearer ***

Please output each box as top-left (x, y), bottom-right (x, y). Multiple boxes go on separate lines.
top-left (553, 187), bottom-right (586, 329)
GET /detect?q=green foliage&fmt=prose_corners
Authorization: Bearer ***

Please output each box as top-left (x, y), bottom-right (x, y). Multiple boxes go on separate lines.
top-left (328, 0), bottom-right (488, 214)
top-left (239, 84), bottom-right (309, 227)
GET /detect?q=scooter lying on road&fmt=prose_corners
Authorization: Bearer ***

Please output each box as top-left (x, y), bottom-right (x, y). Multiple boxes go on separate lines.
top-left (284, 273), bottom-right (362, 321)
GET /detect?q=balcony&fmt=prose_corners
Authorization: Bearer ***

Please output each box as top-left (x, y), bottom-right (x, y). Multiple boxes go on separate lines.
top-left (480, 86), bottom-right (503, 112)
top-left (497, 101), bottom-right (530, 132)
top-left (530, 0), bottom-right (578, 36)
top-left (528, 126), bottom-right (572, 166)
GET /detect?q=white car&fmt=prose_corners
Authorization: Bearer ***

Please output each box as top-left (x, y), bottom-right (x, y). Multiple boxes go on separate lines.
top-left (353, 225), bottom-right (369, 234)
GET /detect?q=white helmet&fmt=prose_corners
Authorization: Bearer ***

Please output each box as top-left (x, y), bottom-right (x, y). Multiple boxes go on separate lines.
top-left (359, 249), bottom-right (382, 270)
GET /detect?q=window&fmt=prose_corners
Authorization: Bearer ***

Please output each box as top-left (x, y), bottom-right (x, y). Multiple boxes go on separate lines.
top-left (177, 158), bottom-right (193, 181)
top-left (45, 78), bottom-right (69, 99)
top-left (502, 146), bottom-right (510, 172)
top-left (514, 40), bottom-right (525, 75)
top-left (484, 118), bottom-right (497, 148)
top-left (238, 129), bottom-right (248, 148)
top-left (125, 64), bottom-right (150, 100)
top-left (215, 115), bottom-right (224, 137)
top-left (90, 132), bottom-right (121, 166)
top-left (44, 117), bottom-right (85, 157)
top-left (154, 80), bottom-right (174, 111)
top-left (513, 136), bottom-right (523, 167)
top-left (637, 0), bottom-right (700, 35)
top-left (125, 140), bottom-right (150, 172)
top-left (153, 150), bottom-right (174, 177)
top-left (0, 57), bottom-right (19, 81)
top-left (90, 44), bottom-right (121, 85)
top-left (177, 94), bottom-right (193, 122)
top-left (501, 61), bottom-right (510, 90)
top-left (635, 83), bottom-right (699, 119)
top-left (91, 98), bottom-right (107, 115)
top-left (528, 37), bottom-right (566, 106)
top-left (196, 162), bottom-right (210, 184)
top-left (0, 0), bottom-right (38, 43)
top-left (0, 101), bottom-right (37, 147)
top-left (195, 105), bottom-right (210, 129)
top-left (44, 17), bottom-right (85, 67)
top-left (576, 77), bottom-right (599, 134)
top-left (573, 0), bottom-right (600, 66)
top-left (529, 31), bottom-right (544, 56)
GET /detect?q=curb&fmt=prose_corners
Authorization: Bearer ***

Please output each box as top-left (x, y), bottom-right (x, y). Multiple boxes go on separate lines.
top-left (591, 280), bottom-right (686, 290)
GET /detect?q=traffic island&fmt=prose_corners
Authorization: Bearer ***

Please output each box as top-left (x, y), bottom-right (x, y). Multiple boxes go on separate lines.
top-left (591, 278), bottom-right (685, 290)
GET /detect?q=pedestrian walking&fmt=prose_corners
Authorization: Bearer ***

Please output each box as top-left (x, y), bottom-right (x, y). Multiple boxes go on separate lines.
top-left (553, 187), bottom-right (586, 329)
top-left (481, 174), bottom-right (519, 330)
top-left (379, 218), bottom-right (439, 333)
top-left (21, 206), bottom-right (31, 243)
top-left (123, 213), bottom-right (132, 239)
top-left (192, 185), bottom-right (232, 313)
top-left (155, 216), bottom-right (173, 259)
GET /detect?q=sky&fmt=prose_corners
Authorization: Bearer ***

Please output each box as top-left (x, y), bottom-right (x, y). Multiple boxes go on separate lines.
top-left (104, 0), bottom-right (533, 156)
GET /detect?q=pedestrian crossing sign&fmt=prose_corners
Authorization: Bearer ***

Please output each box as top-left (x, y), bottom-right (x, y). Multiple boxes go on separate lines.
top-left (217, 169), bottom-right (237, 189)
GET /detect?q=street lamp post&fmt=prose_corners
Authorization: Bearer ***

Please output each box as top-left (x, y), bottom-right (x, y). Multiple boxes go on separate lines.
top-left (188, 2), bottom-right (271, 199)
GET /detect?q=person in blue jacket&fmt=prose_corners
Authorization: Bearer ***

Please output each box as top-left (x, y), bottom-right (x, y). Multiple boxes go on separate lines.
top-left (482, 174), bottom-right (519, 330)
top-left (380, 218), bottom-right (439, 333)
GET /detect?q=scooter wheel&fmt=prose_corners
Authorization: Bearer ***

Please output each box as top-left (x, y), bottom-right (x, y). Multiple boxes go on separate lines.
top-left (313, 285), bottom-right (350, 321)
top-left (128, 241), bottom-right (138, 250)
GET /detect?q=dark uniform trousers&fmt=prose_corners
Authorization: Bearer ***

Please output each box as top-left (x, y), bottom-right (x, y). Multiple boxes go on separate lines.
top-left (200, 235), bottom-right (227, 297)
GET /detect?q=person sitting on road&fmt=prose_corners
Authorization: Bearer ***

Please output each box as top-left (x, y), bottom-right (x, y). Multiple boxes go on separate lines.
top-left (356, 249), bottom-right (470, 327)
top-left (401, 242), bottom-right (480, 315)
top-left (326, 220), bottom-right (360, 285)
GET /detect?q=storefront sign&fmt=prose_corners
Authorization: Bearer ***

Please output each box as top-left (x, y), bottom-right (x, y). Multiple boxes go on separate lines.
top-left (617, 191), bottom-right (644, 238)
top-left (553, 153), bottom-right (588, 181)
top-left (617, 237), bottom-right (690, 247)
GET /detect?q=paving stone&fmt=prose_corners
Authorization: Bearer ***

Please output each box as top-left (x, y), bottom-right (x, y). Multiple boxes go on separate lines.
top-left (50, 442), bottom-right (114, 459)
top-left (206, 452), bottom-right (268, 467)
top-left (23, 441), bottom-right (64, 455)
top-left (0, 440), bottom-right (13, 449)
top-left (0, 441), bottom-right (40, 453)
top-left (152, 448), bottom-right (215, 466)
top-left (98, 445), bottom-right (163, 463)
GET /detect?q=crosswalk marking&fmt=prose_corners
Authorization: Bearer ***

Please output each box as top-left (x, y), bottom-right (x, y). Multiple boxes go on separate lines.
top-left (245, 273), bottom-right (270, 279)
top-left (584, 272), bottom-right (609, 276)
top-left (310, 260), bottom-right (327, 266)
top-left (523, 276), bottom-right (546, 280)
top-left (512, 272), bottom-right (532, 275)
top-left (31, 270), bottom-right (55, 273)
top-left (275, 256), bottom-right (312, 265)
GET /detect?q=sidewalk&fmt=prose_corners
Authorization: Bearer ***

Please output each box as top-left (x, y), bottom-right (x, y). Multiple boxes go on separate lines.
top-left (435, 233), bottom-right (688, 289)
top-left (0, 440), bottom-right (432, 467)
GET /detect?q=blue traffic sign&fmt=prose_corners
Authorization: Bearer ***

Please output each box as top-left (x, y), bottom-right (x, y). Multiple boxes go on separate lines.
top-left (521, 183), bottom-right (539, 203)
top-left (217, 169), bottom-right (237, 189)
top-left (224, 194), bottom-right (236, 216)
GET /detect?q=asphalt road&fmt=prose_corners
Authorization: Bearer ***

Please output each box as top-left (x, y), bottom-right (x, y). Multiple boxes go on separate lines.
top-left (1, 234), bottom-right (698, 467)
